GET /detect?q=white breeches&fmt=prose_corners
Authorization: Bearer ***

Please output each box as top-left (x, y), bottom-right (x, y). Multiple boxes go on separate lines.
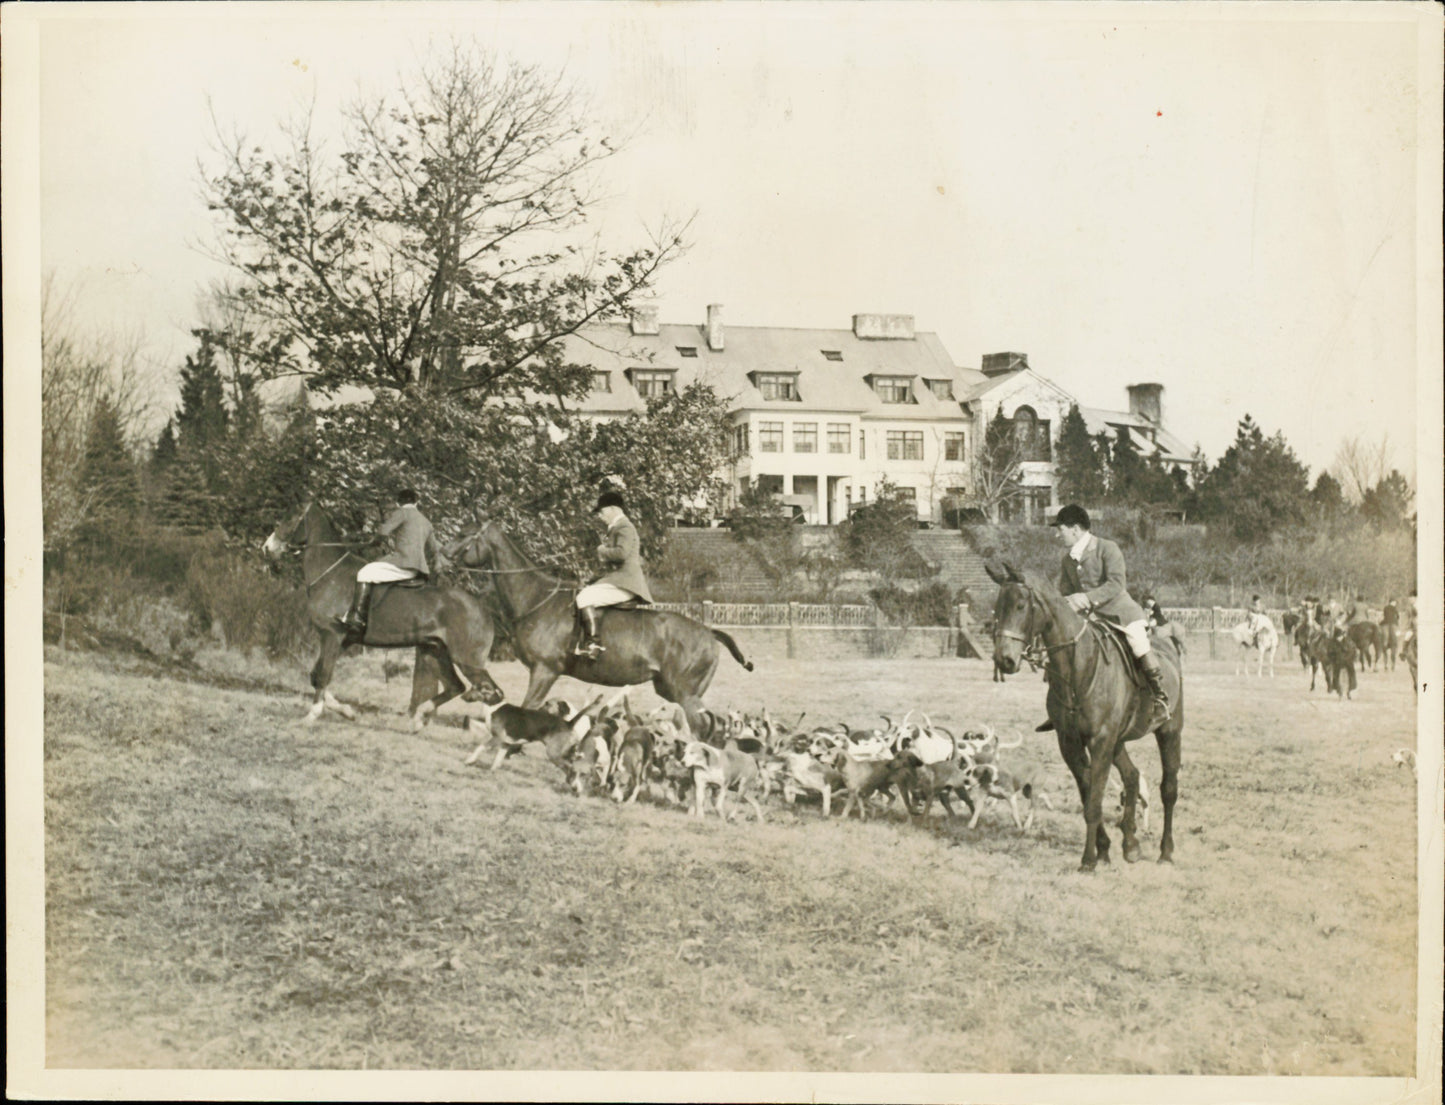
top-left (356, 562), bottom-right (419, 583)
top-left (576, 582), bottom-right (637, 609)
top-left (1122, 619), bottom-right (1152, 658)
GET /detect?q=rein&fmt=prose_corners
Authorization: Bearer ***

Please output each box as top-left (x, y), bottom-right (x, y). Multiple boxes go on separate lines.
top-left (450, 530), bottom-right (579, 624)
top-left (1005, 586), bottom-right (1104, 720)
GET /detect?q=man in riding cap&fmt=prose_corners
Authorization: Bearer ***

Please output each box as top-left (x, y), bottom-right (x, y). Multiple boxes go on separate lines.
top-left (1245, 594), bottom-right (1267, 644)
top-left (341, 488), bottom-right (439, 639)
top-left (1051, 503), bottom-right (1171, 727)
top-left (574, 489), bottom-right (653, 659)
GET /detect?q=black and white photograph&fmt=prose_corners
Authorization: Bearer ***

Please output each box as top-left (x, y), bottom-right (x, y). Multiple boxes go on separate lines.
top-left (5, 2), bottom-right (1442, 1101)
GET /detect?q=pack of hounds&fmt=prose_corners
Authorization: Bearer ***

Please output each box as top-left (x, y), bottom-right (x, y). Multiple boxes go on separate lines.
top-left (463, 697), bottom-right (1151, 832)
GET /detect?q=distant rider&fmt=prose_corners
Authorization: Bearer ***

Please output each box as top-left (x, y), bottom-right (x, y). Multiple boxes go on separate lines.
top-left (1051, 503), bottom-right (1171, 728)
top-left (341, 488), bottom-right (438, 639)
top-left (574, 489), bottom-right (653, 659)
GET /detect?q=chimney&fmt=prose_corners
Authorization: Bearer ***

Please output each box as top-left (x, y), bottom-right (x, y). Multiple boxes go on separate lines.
top-left (1127, 383), bottom-right (1164, 425)
top-left (629, 305), bottom-right (659, 336)
top-left (706, 304), bottom-right (724, 351)
top-left (852, 313), bottom-right (915, 340)
top-left (980, 352), bottom-right (1029, 376)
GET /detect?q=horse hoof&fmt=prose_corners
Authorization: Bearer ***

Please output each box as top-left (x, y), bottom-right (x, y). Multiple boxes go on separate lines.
top-left (1124, 848), bottom-right (1142, 864)
top-left (1158, 854), bottom-right (1174, 865)
top-left (1078, 863), bottom-right (1097, 874)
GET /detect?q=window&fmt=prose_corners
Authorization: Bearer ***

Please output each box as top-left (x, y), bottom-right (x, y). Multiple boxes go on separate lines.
top-left (676, 346), bottom-right (698, 358)
top-left (590, 371), bottom-right (611, 393)
top-left (792, 422), bottom-right (818, 453)
top-left (895, 486), bottom-right (917, 501)
top-left (927, 378), bottom-right (955, 400)
top-left (756, 373), bottom-right (800, 401)
top-left (821, 349), bottom-right (843, 362)
top-left (859, 430), bottom-right (866, 460)
top-left (1012, 406), bottom-right (1051, 461)
top-left (732, 424), bottom-right (750, 456)
top-left (631, 370), bottom-right (676, 398)
top-left (758, 422), bottom-right (783, 453)
top-left (827, 423), bottom-right (851, 453)
top-left (873, 376), bottom-right (913, 403)
top-left (887, 431), bottom-right (924, 461)
top-left (944, 432), bottom-right (967, 461)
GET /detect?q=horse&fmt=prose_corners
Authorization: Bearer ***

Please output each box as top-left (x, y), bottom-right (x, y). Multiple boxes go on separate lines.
top-left (1322, 631), bottom-right (1359, 700)
top-left (1380, 622), bottom-right (1399, 671)
top-left (262, 503), bottom-right (503, 728)
top-left (986, 561), bottom-right (1181, 872)
top-left (1231, 616), bottom-right (1278, 677)
top-left (1295, 618), bottom-right (1330, 692)
top-left (1280, 610), bottom-right (1301, 659)
top-left (1401, 631), bottom-right (1418, 694)
top-left (443, 520), bottom-right (752, 735)
top-left (1347, 621), bottom-right (1382, 672)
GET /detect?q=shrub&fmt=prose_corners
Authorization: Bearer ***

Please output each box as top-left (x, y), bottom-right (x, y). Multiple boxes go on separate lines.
top-left (185, 550), bottom-right (313, 659)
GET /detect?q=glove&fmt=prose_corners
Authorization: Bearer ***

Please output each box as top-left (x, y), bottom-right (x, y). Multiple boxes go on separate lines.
top-left (1067, 593), bottom-right (1092, 613)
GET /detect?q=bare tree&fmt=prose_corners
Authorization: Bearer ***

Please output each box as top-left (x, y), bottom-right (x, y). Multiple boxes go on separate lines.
top-left (41, 272), bottom-right (153, 551)
top-left (1331, 433), bottom-right (1392, 504)
top-left (200, 41), bottom-right (686, 401)
top-left (971, 409), bottom-right (1026, 523)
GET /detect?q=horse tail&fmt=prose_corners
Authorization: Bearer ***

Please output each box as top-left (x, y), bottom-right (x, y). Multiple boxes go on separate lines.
top-left (710, 628), bottom-right (755, 672)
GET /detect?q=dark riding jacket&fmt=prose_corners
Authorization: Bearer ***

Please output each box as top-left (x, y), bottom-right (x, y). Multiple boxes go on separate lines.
top-left (1058, 534), bottom-right (1146, 625)
top-left (378, 504), bottom-right (437, 577)
top-left (594, 514), bottom-right (653, 602)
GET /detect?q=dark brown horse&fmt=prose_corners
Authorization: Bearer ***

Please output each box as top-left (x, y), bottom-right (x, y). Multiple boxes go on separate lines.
top-left (986, 561), bottom-right (1181, 872)
top-left (263, 503), bottom-right (502, 728)
top-left (443, 521), bottom-right (752, 733)
top-left (1347, 621), bottom-right (1382, 672)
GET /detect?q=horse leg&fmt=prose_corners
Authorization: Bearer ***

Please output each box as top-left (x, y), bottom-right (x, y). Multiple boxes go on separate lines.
top-left (456, 662), bottom-right (504, 705)
top-left (520, 665), bottom-right (563, 711)
top-left (1154, 726), bottom-right (1181, 864)
top-left (412, 645), bottom-right (466, 732)
top-left (1056, 734), bottom-right (1105, 870)
top-left (1112, 745), bottom-right (1143, 863)
top-left (1081, 744), bottom-right (1114, 871)
top-left (408, 647), bottom-right (443, 718)
top-left (307, 633), bottom-right (345, 724)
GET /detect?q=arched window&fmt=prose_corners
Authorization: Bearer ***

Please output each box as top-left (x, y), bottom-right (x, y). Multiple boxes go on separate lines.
top-left (1012, 405), bottom-right (1051, 462)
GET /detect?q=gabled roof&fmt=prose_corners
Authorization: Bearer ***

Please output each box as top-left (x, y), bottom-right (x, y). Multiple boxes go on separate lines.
top-left (555, 322), bottom-right (970, 422)
top-left (1080, 405), bottom-right (1195, 464)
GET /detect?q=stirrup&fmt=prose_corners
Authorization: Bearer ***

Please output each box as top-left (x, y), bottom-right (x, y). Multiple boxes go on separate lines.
top-left (575, 640), bottom-right (605, 659)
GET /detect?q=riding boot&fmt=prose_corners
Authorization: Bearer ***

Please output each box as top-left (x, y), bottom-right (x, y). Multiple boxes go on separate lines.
top-left (1138, 650), bottom-right (1172, 726)
top-left (342, 581), bottom-right (374, 638)
top-left (575, 605), bottom-right (605, 659)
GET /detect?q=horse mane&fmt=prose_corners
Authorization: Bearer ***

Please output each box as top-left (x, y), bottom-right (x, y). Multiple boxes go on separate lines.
top-left (482, 520), bottom-right (579, 591)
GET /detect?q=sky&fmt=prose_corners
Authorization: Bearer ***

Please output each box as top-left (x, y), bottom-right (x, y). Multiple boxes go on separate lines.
top-left (20, 0), bottom-right (1439, 481)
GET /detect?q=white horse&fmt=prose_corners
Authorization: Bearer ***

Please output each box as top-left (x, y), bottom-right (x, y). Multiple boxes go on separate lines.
top-left (1232, 615), bottom-right (1278, 677)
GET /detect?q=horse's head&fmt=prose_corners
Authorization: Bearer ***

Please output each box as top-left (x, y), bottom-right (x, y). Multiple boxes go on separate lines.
top-left (444, 521), bottom-right (498, 569)
top-left (262, 503), bottom-right (313, 562)
top-left (984, 559), bottom-right (1047, 675)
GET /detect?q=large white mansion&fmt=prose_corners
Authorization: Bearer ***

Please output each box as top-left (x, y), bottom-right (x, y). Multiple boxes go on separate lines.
top-left (559, 305), bottom-right (1196, 526)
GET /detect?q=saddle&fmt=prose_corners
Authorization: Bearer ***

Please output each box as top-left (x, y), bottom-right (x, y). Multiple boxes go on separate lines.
top-left (1088, 617), bottom-right (1147, 689)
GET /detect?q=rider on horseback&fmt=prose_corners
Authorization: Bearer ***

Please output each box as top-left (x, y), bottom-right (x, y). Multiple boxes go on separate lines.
top-left (1245, 594), bottom-right (1266, 644)
top-left (341, 489), bottom-right (439, 639)
top-left (574, 488), bottom-right (653, 659)
top-left (1051, 504), bottom-right (1172, 728)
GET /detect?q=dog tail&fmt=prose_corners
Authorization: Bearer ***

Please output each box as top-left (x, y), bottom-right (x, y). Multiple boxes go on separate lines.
top-left (711, 628), bottom-right (755, 672)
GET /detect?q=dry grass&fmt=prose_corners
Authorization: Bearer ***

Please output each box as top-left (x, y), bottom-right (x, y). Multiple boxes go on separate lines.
top-left (43, 645), bottom-right (1418, 1072)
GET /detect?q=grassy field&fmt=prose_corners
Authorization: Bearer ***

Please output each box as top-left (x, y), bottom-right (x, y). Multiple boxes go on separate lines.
top-left (42, 642), bottom-right (1420, 1074)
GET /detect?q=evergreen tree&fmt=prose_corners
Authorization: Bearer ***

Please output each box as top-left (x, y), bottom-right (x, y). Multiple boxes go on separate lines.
top-left (1107, 428), bottom-right (1144, 503)
top-left (1193, 415), bottom-right (1311, 542)
top-left (77, 394), bottom-right (141, 548)
top-left (1053, 404), bottom-right (1106, 503)
top-left (174, 335), bottom-right (229, 463)
top-left (1360, 470), bottom-right (1414, 532)
top-left (152, 419), bottom-right (178, 472)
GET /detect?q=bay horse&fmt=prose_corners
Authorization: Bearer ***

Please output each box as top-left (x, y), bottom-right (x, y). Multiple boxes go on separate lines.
top-left (1347, 621), bottom-right (1382, 672)
top-left (986, 561), bottom-right (1181, 872)
top-left (262, 503), bottom-right (502, 728)
top-left (1296, 617), bottom-right (1330, 692)
top-left (444, 521), bottom-right (752, 735)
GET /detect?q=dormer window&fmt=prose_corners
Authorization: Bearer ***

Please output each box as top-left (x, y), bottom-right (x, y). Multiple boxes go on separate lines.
top-left (627, 368), bottom-right (677, 398)
top-left (926, 378), bottom-right (954, 400)
top-left (675, 346), bottom-right (698, 358)
top-left (821, 350), bottom-right (843, 362)
top-left (749, 371), bottom-right (801, 401)
top-left (590, 371), bottom-right (612, 393)
top-left (869, 375), bottom-right (915, 404)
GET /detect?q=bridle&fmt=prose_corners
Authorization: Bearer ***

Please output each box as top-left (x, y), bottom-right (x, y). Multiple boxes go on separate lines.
top-left (446, 526), bottom-right (577, 623)
top-left (994, 581), bottom-right (1097, 714)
